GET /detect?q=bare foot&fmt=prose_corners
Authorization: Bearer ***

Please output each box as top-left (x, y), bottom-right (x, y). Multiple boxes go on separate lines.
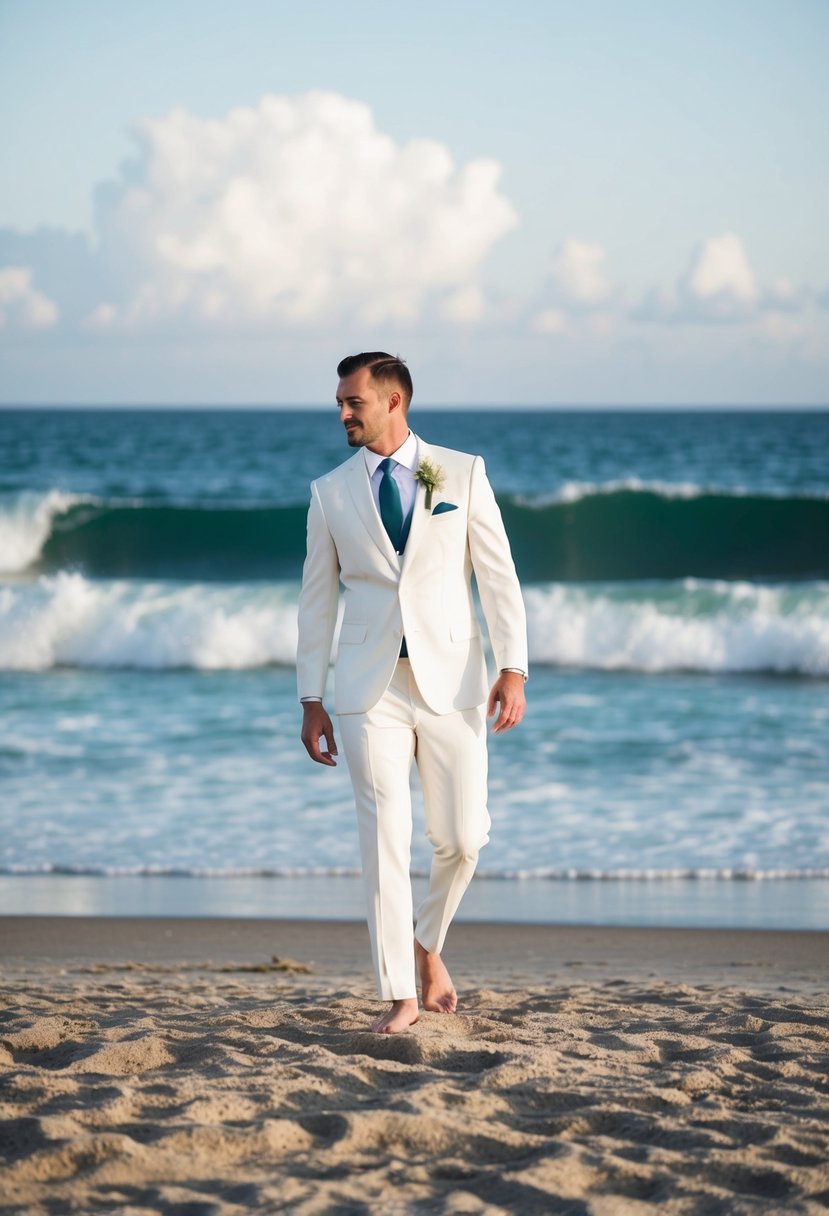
top-left (415, 939), bottom-right (458, 1013)
top-left (369, 998), bottom-right (419, 1034)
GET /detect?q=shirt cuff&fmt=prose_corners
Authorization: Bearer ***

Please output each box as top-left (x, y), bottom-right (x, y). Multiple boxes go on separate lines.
top-left (300, 696), bottom-right (323, 703)
top-left (501, 667), bottom-right (528, 682)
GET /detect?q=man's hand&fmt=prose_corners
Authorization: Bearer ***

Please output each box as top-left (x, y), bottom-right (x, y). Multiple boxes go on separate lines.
top-left (301, 702), bottom-right (339, 766)
top-left (487, 672), bottom-right (526, 734)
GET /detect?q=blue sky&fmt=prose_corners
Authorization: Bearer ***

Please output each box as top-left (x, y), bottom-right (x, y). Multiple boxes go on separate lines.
top-left (1, 0), bottom-right (827, 405)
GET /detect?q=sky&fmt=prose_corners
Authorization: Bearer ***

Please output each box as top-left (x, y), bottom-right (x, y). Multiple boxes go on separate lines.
top-left (1, 0), bottom-right (827, 406)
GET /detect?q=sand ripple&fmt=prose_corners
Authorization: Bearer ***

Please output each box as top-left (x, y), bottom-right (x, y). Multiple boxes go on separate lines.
top-left (1, 971), bottom-right (828, 1214)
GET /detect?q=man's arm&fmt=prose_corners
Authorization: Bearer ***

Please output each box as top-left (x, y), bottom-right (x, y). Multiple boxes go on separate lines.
top-left (297, 482), bottom-right (341, 764)
top-left (467, 456), bottom-right (529, 732)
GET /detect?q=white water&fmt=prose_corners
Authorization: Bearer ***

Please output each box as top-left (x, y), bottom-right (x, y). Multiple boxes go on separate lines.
top-left (2, 570), bottom-right (828, 674)
top-left (0, 489), bottom-right (95, 573)
top-left (0, 572), bottom-right (302, 670)
top-left (524, 578), bottom-right (829, 675)
top-left (518, 477), bottom-right (829, 507)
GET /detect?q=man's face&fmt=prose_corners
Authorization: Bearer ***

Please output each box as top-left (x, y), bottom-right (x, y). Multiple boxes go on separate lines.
top-left (336, 367), bottom-right (392, 449)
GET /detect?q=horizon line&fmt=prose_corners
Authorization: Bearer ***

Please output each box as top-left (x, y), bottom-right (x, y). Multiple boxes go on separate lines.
top-left (2, 402), bottom-right (828, 412)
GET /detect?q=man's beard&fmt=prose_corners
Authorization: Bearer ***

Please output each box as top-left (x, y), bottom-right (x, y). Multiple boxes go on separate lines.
top-left (345, 425), bottom-right (367, 446)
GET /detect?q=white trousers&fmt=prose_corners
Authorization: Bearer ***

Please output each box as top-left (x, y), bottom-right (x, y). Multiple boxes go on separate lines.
top-left (338, 658), bottom-right (491, 1000)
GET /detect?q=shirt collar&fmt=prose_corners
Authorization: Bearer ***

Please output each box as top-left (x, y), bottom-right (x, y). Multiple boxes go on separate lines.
top-left (363, 429), bottom-right (419, 477)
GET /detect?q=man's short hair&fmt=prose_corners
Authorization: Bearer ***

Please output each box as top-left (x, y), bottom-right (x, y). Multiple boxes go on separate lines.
top-left (337, 352), bottom-right (413, 409)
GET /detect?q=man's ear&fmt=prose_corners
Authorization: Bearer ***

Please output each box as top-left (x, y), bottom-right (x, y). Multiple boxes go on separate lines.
top-left (388, 390), bottom-right (402, 413)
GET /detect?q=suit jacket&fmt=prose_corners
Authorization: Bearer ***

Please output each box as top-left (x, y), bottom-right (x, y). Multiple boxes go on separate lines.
top-left (296, 435), bottom-right (528, 716)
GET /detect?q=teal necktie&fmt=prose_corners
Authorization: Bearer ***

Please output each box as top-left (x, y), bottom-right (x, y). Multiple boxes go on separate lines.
top-left (379, 457), bottom-right (404, 552)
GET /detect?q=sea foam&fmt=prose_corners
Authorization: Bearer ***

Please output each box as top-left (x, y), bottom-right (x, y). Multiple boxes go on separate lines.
top-left (0, 490), bottom-right (95, 574)
top-left (524, 579), bottom-right (829, 676)
top-left (2, 572), bottom-right (828, 675)
top-left (518, 477), bottom-right (829, 507)
top-left (0, 571), bottom-right (303, 670)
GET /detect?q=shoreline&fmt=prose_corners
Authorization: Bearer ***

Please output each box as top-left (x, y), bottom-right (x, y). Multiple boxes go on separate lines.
top-left (2, 872), bottom-right (827, 930)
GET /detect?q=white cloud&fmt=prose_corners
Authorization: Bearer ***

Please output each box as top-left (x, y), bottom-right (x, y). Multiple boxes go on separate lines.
top-left (633, 234), bottom-right (818, 330)
top-left (550, 238), bottom-right (611, 305)
top-left (685, 232), bottom-right (756, 307)
top-left (89, 91), bottom-right (518, 329)
top-left (761, 278), bottom-right (810, 313)
top-left (530, 232), bottom-right (819, 357)
top-left (532, 307), bottom-right (568, 335)
top-left (529, 238), bottom-right (618, 337)
top-left (634, 233), bottom-right (766, 323)
top-left (84, 303), bottom-right (118, 330)
top-left (585, 311), bottom-right (615, 336)
top-left (756, 311), bottom-right (805, 343)
top-left (0, 266), bottom-right (59, 329)
top-left (438, 284), bottom-right (487, 324)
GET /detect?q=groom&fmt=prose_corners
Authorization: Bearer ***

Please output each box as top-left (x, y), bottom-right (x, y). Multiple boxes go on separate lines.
top-left (297, 352), bottom-right (528, 1034)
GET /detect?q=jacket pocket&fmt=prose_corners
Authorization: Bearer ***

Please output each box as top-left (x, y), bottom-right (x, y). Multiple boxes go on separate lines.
top-left (339, 621), bottom-right (368, 645)
top-left (450, 618), bottom-right (480, 641)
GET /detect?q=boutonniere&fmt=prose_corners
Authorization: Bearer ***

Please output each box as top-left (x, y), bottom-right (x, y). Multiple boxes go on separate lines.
top-left (414, 458), bottom-right (446, 509)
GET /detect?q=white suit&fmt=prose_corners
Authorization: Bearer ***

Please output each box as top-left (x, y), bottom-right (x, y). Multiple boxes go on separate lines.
top-left (297, 434), bottom-right (527, 998)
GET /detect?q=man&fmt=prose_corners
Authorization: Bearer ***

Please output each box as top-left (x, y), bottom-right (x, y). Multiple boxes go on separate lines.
top-left (297, 352), bottom-right (527, 1034)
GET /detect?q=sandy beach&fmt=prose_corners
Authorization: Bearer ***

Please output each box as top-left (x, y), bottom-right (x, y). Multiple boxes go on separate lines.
top-left (1, 916), bottom-right (828, 1214)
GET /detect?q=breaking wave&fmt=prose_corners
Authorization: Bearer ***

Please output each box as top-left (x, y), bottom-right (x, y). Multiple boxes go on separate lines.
top-left (2, 571), bottom-right (827, 675)
top-left (2, 484), bottom-right (828, 581)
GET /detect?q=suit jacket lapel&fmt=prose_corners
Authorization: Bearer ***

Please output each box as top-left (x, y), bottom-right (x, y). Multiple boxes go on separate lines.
top-left (345, 450), bottom-right (399, 569)
top-left (399, 437), bottom-right (430, 574)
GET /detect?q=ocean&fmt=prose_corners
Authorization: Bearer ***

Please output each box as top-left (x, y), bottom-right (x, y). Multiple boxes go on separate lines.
top-left (1, 407), bottom-right (828, 929)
